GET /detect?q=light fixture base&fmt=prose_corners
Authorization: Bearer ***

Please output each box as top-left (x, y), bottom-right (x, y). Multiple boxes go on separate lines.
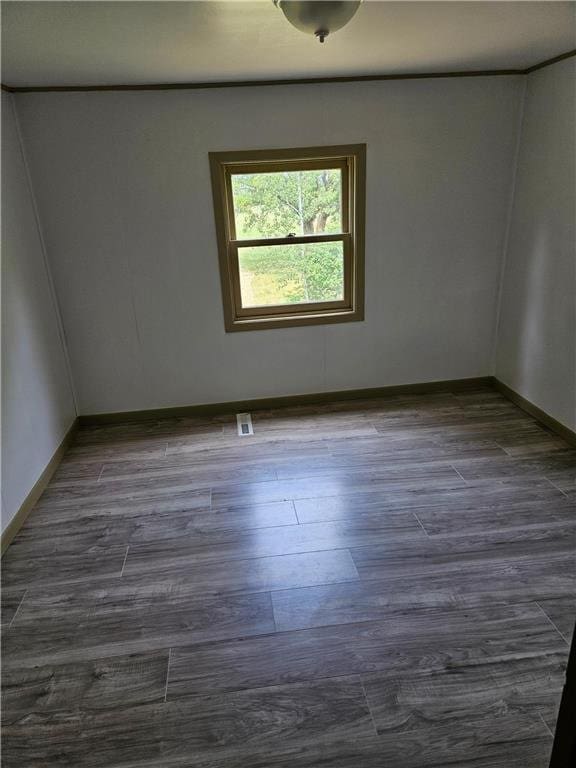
top-left (274, 2), bottom-right (361, 43)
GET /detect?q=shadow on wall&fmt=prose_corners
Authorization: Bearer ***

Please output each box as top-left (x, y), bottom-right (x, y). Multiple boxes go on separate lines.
top-left (1, 94), bottom-right (76, 531)
top-left (505, 198), bottom-right (576, 429)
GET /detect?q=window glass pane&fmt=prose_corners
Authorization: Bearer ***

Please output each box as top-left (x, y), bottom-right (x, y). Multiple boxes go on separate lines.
top-left (231, 169), bottom-right (343, 240)
top-left (238, 241), bottom-right (344, 308)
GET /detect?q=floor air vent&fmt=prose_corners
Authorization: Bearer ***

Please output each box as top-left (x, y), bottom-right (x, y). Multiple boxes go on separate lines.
top-left (236, 413), bottom-right (254, 436)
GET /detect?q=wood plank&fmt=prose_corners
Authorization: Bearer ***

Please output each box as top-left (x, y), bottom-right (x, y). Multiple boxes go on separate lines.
top-left (1, 541), bottom-right (127, 589)
top-left (14, 501), bottom-right (298, 548)
top-left (56, 461), bottom-right (276, 489)
top-left (210, 465), bottom-right (463, 508)
top-left (416, 497), bottom-right (576, 536)
top-left (272, 556), bottom-right (576, 632)
top-left (273, 441), bottom-right (507, 480)
top-left (538, 597), bottom-right (576, 643)
top-left (74, 417), bottom-right (229, 445)
top-left (167, 602), bottom-right (565, 698)
top-left (2, 651), bottom-right (169, 721)
top-left (65, 438), bottom-right (169, 464)
top-left (122, 515), bottom-right (423, 575)
top-left (28, 489), bottom-right (211, 527)
top-left (145, 736), bottom-right (553, 768)
top-left (294, 477), bottom-right (564, 524)
top-left (2, 676), bottom-right (374, 767)
top-left (361, 653), bottom-right (559, 745)
top-left (122, 548), bottom-right (359, 594)
top-left (3, 590), bottom-right (275, 667)
top-left (497, 431), bottom-right (570, 457)
top-left (452, 450), bottom-right (576, 481)
top-left (165, 436), bottom-right (332, 460)
top-left (165, 422), bottom-right (379, 455)
top-left (350, 525), bottom-right (576, 582)
top-left (0, 589), bottom-right (26, 627)
top-left (51, 460), bottom-right (104, 483)
top-left (36, 471), bottom-right (247, 507)
top-left (546, 468), bottom-right (576, 497)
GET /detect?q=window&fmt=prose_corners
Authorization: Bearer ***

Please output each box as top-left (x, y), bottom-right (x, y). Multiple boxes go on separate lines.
top-left (209, 144), bottom-right (366, 331)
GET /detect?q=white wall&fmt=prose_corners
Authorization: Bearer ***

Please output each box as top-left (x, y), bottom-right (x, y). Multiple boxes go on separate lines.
top-left (495, 58), bottom-right (576, 430)
top-left (15, 77), bottom-right (523, 415)
top-left (1, 92), bottom-right (76, 533)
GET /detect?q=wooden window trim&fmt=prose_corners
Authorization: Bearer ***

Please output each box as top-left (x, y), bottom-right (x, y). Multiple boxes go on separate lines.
top-left (209, 144), bottom-right (366, 332)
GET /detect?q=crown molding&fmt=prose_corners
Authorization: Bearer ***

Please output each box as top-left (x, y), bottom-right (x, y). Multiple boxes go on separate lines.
top-left (2, 49), bottom-right (574, 94)
top-left (524, 47), bottom-right (576, 73)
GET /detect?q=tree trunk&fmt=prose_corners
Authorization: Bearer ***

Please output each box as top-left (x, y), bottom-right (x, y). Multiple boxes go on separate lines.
top-left (297, 171), bottom-right (310, 300)
top-left (304, 212), bottom-right (328, 233)
top-left (314, 212), bottom-right (328, 232)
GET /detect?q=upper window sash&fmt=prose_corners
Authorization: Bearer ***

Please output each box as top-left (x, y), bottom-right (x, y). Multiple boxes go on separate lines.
top-left (223, 157), bottom-right (351, 242)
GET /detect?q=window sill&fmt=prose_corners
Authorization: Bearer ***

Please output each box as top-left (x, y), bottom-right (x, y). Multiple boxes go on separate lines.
top-left (225, 307), bottom-right (364, 332)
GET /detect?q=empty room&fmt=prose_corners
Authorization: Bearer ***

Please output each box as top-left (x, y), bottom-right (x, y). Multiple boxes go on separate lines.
top-left (1, 1), bottom-right (575, 766)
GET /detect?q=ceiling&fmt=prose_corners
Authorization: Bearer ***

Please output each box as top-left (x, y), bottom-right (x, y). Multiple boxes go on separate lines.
top-left (2, 1), bottom-right (575, 88)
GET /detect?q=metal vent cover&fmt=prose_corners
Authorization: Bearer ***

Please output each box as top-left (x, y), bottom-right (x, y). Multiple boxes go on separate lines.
top-left (236, 413), bottom-right (254, 436)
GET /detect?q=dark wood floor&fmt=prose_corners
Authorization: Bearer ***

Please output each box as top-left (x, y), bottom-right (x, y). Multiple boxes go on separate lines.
top-left (1, 385), bottom-right (575, 767)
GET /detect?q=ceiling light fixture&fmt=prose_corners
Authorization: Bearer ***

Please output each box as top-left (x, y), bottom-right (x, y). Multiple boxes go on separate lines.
top-left (274, 1), bottom-right (362, 43)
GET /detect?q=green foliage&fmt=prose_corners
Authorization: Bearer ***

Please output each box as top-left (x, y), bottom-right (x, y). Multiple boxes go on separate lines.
top-left (239, 243), bottom-right (343, 306)
top-left (232, 169), bottom-right (341, 238)
top-left (232, 169), bottom-right (344, 306)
